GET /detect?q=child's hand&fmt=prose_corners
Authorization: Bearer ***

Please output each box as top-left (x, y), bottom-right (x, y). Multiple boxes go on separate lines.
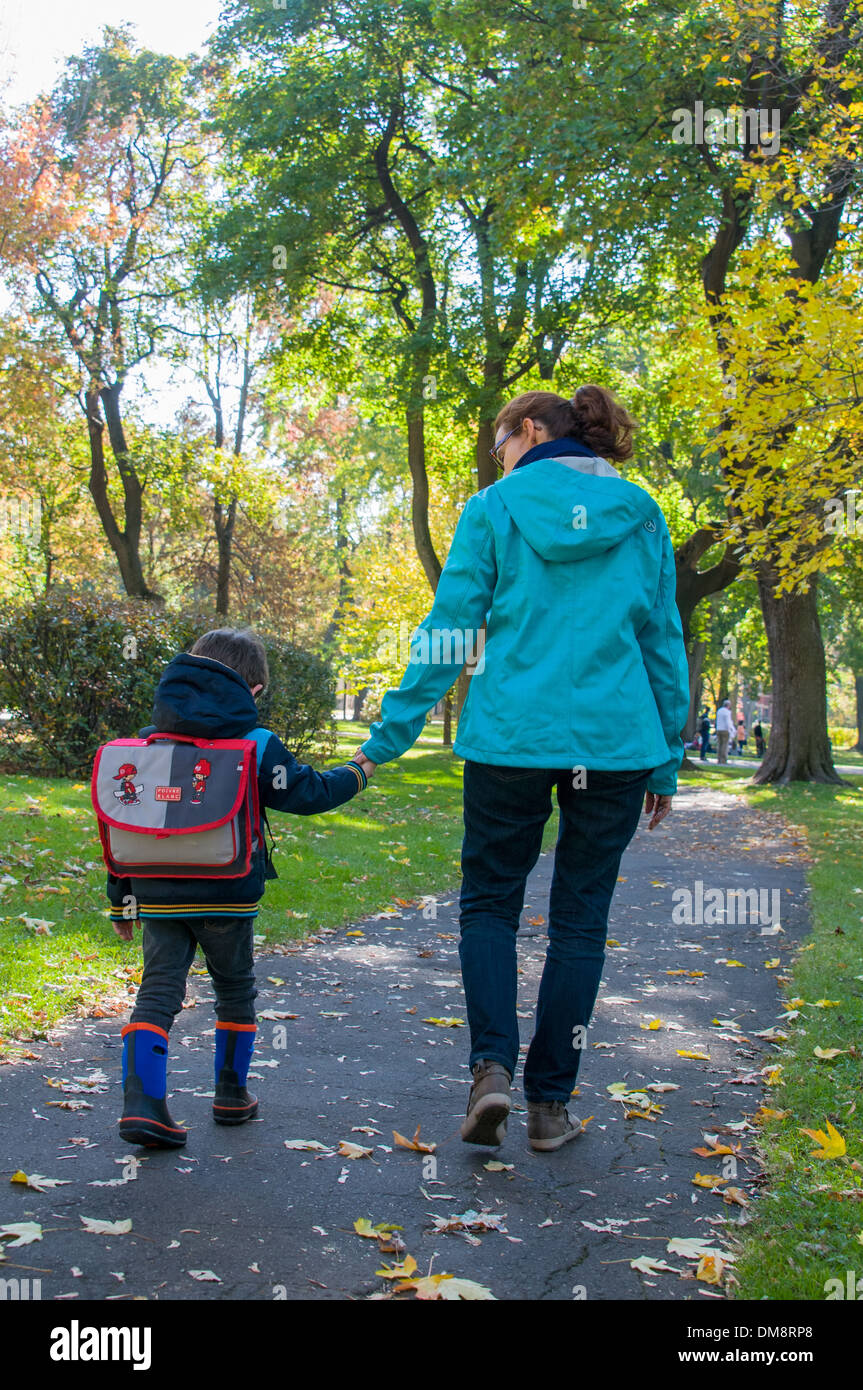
top-left (112, 920), bottom-right (140, 942)
top-left (352, 748), bottom-right (377, 780)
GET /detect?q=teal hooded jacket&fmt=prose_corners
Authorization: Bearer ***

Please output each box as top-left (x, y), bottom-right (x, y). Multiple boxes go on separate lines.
top-left (361, 450), bottom-right (690, 796)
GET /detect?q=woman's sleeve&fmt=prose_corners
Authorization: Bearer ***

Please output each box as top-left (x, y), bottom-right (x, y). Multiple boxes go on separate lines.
top-left (636, 521), bottom-right (690, 796)
top-left (361, 493), bottom-right (497, 765)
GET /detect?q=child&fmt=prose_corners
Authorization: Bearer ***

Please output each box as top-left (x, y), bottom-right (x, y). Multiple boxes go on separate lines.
top-left (107, 627), bottom-right (374, 1149)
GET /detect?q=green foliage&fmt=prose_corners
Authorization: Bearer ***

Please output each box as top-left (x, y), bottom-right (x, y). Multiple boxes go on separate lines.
top-left (0, 589), bottom-right (182, 777)
top-left (255, 635), bottom-right (338, 760)
top-left (0, 591), bottom-right (338, 776)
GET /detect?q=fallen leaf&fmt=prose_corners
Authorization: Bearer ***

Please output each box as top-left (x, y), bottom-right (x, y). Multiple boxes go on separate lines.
top-left (283, 1139), bottom-right (330, 1151)
top-left (0, 1222), bottom-right (43, 1246)
top-left (188, 1269), bottom-right (221, 1282)
top-left (677, 1050), bottom-right (711, 1061)
top-left (692, 1173), bottom-right (729, 1189)
top-left (422, 1017), bottom-right (465, 1028)
top-left (376, 1255), bottom-right (418, 1280)
top-left (354, 1218), bottom-right (403, 1240)
top-left (799, 1120), bottom-right (846, 1159)
top-left (10, 1170), bottom-right (71, 1191)
top-left (393, 1271), bottom-right (495, 1300)
top-left (392, 1126), bottom-right (436, 1154)
top-left (814, 1047), bottom-right (847, 1060)
top-left (80, 1217), bottom-right (132, 1235)
top-left (631, 1255), bottom-right (680, 1274)
top-left (430, 1209), bottom-right (508, 1234)
top-left (696, 1253), bottom-right (725, 1284)
top-left (337, 1141), bottom-right (373, 1159)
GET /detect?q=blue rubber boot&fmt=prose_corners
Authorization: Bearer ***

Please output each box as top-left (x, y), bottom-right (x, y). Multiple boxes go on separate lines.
top-left (118, 1023), bottom-right (187, 1148)
top-left (213, 1023), bottom-right (258, 1125)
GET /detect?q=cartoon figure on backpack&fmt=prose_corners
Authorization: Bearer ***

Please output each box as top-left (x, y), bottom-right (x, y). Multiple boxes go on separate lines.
top-left (113, 763), bottom-right (143, 806)
top-left (190, 757), bottom-right (211, 805)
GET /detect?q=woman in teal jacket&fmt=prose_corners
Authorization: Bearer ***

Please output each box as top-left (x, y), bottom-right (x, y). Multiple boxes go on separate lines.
top-left (356, 385), bottom-right (689, 1153)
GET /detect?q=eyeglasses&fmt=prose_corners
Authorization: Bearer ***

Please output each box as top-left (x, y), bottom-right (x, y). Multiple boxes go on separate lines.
top-left (490, 426), bottom-right (517, 470)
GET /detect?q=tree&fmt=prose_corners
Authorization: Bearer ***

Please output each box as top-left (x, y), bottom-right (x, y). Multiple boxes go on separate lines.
top-left (12, 28), bottom-right (200, 599)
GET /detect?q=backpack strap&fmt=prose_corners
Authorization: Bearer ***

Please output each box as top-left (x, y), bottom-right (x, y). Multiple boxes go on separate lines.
top-left (243, 727), bottom-right (278, 880)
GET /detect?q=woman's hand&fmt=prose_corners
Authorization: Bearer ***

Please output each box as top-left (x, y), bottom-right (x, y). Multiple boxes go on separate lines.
top-left (352, 747), bottom-right (377, 779)
top-left (112, 920), bottom-right (140, 942)
top-left (644, 791), bottom-right (672, 830)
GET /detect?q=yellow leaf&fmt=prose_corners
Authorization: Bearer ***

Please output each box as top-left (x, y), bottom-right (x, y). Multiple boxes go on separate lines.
top-left (354, 1218), bottom-right (403, 1239)
top-left (814, 999), bottom-right (842, 1008)
top-left (640, 1018), bottom-right (664, 1031)
top-left (692, 1172), bottom-right (729, 1189)
top-left (696, 1253), bottom-right (725, 1284)
top-left (754, 1107), bottom-right (790, 1123)
top-left (764, 959), bottom-right (780, 969)
top-left (392, 1125), bottom-right (436, 1153)
top-left (677, 1049), bottom-right (711, 1060)
top-left (799, 1120), bottom-right (846, 1159)
top-left (814, 1047), bottom-right (847, 1060)
top-left (376, 1255), bottom-right (418, 1280)
top-left (422, 1017), bottom-right (465, 1028)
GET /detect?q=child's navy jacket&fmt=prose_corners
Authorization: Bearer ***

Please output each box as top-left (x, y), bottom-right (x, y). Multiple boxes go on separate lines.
top-left (106, 653), bottom-right (367, 923)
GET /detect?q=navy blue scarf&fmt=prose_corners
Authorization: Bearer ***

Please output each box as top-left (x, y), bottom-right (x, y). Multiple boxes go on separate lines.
top-left (512, 436), bottom-right (599, 472)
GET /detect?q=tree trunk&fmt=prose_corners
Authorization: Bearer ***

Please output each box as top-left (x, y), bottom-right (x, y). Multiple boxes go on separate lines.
top-left (407, 410), bottom-right (442, 592)
top-left (753, 569), bottom-right (842, 784)
top-left (442, 688), bottom-right (453, 747)
top-left (84, 386), bottom-right (161, 601)
top-left (684, 639), bottom-right (706, 741)
top-left (475, 416), bottom-right (497, 493)
top-left (214, 495), bottom-right (238, 617)
top-left (353, 685), bottom-right (369, 722)
top-left (854, 673), bottom-right (863, 752)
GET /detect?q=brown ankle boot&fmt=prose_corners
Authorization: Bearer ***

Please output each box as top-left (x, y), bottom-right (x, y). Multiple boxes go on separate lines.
top-left (460, 1059), bottom-right (511, 1146)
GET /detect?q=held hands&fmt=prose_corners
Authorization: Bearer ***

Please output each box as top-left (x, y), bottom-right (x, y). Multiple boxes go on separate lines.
top-left (352, 747), bottom-right (377, 781)
top-left (644, 791), bottom-right (672, 830)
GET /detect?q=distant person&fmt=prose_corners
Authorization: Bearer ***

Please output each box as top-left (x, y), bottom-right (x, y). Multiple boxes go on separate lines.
top-left (736, 717), bottom-right (747, 756)
top-left (699, 708), bottom-right (711, 761)
top-left (716, 699), bottom-right (734, 764)
top-left (753, 721), bottom-right (765, 757)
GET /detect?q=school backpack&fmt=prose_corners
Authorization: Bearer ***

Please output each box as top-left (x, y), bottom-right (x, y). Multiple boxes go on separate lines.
top-left (91, 728), bottom-right (275, 879)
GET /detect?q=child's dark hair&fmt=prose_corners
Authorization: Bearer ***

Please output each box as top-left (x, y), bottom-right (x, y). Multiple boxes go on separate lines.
top-left (189, 627), bottom-right (269, 693)
top-left (494, 384), bottom-right (637, 463)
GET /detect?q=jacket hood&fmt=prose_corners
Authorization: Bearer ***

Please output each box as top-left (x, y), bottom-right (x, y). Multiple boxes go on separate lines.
top-left (151, 653), bottom-right (259, 738)
top-left (496, 455), bottom-right (656, 562)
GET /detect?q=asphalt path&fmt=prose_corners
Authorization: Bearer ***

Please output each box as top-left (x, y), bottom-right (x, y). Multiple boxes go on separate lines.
top-left (0, 783), bottom-right (810, 1301)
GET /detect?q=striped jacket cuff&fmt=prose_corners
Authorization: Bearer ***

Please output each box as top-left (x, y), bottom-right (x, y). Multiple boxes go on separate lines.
top-left (345, 759), bottom-right (368, 791)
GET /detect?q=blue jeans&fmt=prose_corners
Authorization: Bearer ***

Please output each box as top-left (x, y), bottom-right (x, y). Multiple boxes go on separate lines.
top-left (458, 762), bottom-right (650, 1102)
top-left (130, 916), bottom-right (257, 1034)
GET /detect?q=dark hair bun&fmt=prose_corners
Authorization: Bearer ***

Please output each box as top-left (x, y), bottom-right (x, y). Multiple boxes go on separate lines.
top-left (571, 384), bottom-right (636, 462)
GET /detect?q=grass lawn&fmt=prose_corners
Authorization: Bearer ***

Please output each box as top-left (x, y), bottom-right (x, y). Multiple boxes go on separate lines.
top-left (2, 720), bottom-right (860, 1301)
top-left (0, 720), bottom-right (558, 1057)
top-left (678, 760), bottom-right (863, 1301)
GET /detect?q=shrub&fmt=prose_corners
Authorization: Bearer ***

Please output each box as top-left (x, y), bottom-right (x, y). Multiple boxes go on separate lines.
top-left (0, 592), bottom-right (337, 776)
top-left (0, 592), bottom-right (186, 776)
top-left (255, 636), bottom-right (337, 760)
